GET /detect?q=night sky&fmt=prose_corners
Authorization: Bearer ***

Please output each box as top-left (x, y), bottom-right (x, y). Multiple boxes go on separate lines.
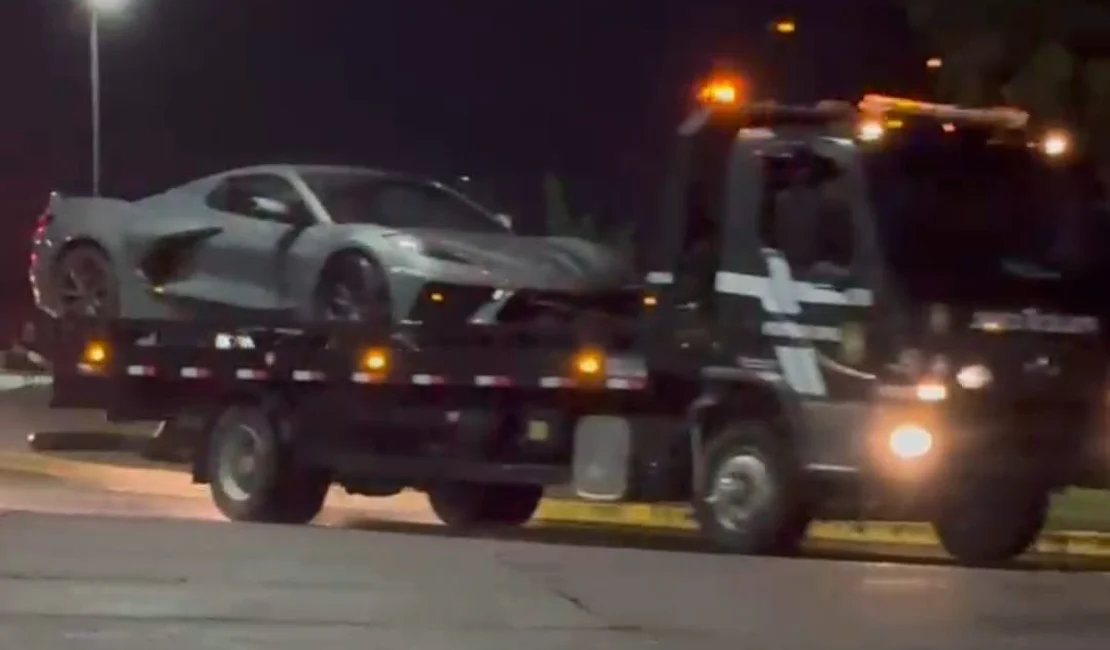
top-left (1, 0), bottom-right (933, 326)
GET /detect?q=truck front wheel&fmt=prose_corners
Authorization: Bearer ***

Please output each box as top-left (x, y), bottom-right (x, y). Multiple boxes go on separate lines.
top-left (932, 478), bottom-right (1048, 565)
top-left (692, 420), bottom-right (811, 555)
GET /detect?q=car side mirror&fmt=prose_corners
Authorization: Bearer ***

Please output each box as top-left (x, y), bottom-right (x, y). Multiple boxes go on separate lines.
top-left (495, 213), bottom-right (513, 230)
top-left (250, 196), bottom-right (291, 218)
top-left (250, 196), bottom-right (315, 226)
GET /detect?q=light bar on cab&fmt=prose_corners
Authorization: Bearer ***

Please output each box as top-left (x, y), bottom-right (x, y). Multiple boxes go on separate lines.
top-left (858, 94), bottom-right (1029, 129)
top-left (698, 80), bottom-right (738, 105)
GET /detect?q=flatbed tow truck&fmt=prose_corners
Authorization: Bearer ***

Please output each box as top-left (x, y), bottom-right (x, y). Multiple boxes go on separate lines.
top-left (46, 83), bottom-right (1110, 565)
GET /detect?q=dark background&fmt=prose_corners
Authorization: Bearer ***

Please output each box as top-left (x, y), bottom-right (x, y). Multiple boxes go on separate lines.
top-left (0, 0), bottom-right (934, 336)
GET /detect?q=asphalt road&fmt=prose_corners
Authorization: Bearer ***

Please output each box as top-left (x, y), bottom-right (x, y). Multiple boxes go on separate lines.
top-left (1, 472), bottom-right (1110, 650)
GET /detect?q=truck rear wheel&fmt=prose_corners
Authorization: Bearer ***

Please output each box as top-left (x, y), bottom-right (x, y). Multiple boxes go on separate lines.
top-left (207, 404), bottom-right (330, 525)
top-left (692, 420), bottom-right (811, 555)
top-left (932, 478), bottom-right (1048, 565)
top-left (427, 482), bottom-right (543, 528)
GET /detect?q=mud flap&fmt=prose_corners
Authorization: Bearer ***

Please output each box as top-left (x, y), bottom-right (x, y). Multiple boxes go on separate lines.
top-left (572, 416), bottom-right (632, 500)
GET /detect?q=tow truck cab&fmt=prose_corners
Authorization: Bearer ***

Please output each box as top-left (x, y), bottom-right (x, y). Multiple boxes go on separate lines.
top-left (634, 88), bottom-right (1110, 562)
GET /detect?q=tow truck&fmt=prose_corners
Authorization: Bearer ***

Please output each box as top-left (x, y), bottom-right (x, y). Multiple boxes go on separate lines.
top-left (47, 81), bottom-right (1110, 565)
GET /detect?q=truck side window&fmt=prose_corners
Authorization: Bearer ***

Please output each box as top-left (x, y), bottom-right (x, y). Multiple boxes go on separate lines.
top-left (672, 129), bottom-right (733, 311)
top-left (760, 148), bottom-right (854, 276)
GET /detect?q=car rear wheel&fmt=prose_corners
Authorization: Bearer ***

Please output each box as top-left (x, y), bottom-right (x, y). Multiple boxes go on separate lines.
top-left (53, 244), bottom-right (119, 318)
top-left (313, 252), bottom-right (392, 327)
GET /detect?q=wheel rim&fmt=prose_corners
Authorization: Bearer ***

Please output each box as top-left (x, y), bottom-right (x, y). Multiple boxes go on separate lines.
top-left (320, 262), bottom-right (388, 323)
top-left (57, 254), bottom-right (113, 317)
top-left (323, 283), bottom-right (368, 321)
top-left (706, 452), bottom-right (773, 532)
top-left (216, 424), bottom-right (265, 502)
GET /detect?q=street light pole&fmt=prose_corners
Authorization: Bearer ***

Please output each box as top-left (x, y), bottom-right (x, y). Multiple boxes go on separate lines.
top-left (85, 0), bottom-right (128, 196)
top-left (90, 8), bottom-right (101, 196)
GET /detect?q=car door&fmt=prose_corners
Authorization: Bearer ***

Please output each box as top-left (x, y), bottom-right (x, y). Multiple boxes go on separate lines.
top-left (182, 173), bottom-right (314, 314)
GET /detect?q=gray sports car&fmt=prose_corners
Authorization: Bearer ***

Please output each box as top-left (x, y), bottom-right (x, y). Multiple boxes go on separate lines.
top-left (29, 165), bottom-right (635, 328)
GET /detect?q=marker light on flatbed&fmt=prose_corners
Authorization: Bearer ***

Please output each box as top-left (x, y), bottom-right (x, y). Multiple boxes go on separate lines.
top-left (82, 340), bottom-right (109, 365)
top-left (361, 348), bottom-right (389, 373)
top-left (574, 349), bottom-right (604, 377)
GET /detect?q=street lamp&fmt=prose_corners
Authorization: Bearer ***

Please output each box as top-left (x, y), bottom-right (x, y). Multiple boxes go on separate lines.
top-left (771, 19), bottom-right (796, 35)
top-left (86, 0), bottom-right (129, 196)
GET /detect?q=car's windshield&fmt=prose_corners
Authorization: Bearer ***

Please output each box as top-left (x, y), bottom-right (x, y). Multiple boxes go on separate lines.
top-left (865, 136), bottom-right (1110, 303)
top-left (303, 171), bottom-right (510, 234)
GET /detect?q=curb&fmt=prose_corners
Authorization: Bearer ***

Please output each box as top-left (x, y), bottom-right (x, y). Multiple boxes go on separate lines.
top-left (534, 498), bottom-right (1110, 557)
top-left (4, 448), bottom-right (1110, 557)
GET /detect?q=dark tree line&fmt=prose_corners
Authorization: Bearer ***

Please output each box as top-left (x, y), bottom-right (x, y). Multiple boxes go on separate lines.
top-left (906, 0), bottom-right (1110, 170)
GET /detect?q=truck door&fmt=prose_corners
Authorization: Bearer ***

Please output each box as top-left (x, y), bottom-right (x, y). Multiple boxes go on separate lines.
top-left (639, 108), bottom-right (748, 367)
top-left (717, 134), bottom-right (880, 468)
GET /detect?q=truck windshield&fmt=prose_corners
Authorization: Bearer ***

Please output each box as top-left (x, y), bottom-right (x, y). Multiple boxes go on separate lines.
top-left (865, 137), bottom-right (1110, 305)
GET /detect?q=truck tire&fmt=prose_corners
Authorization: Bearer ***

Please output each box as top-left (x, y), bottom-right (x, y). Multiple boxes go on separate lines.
top-left (692, 420), bottom-right (811, 555)
top-left (427, 482), bottom-right (543, 528)
top-left (932, 478), bottom-right (1048, 565)
top-left (207, 404), bottom-right (330, 525)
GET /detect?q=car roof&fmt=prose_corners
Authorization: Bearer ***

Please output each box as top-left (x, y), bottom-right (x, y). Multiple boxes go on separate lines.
top-left (169, 164), bottom-right (431, 196)
top-left (211, 164), bottom-right (396, 181)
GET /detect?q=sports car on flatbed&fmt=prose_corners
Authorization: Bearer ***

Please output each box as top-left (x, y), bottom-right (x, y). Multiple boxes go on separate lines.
top-left (29, 165), bottom-right (636, 329)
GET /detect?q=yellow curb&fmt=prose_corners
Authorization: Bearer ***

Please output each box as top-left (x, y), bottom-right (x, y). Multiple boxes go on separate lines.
top-left (7, 449), bottom-right (1110, 557)
top-left (534, 498), bottom-right (1110, 557)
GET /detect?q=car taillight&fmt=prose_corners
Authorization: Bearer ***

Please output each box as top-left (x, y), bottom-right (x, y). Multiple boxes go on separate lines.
top-left (33, 210), bottom-right (52, 242)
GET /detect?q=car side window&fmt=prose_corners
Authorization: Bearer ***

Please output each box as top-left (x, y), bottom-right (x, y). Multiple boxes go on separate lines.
top-left (364, 185), bottom-right (428, 228)
top-left (369, 183), bottom-right (506, 232)
top-left (759, 147), bottom-right (854, 277)
top-left (206, 173), bottom-right (308, 224)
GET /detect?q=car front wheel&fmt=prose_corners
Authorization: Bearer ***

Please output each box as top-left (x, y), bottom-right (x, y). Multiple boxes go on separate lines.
top-left (312, 252), bottom-right (392, 328)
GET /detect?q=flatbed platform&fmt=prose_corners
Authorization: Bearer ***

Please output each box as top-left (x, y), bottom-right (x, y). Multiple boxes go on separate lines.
top-left (44, 316), bottom-right (696, 418)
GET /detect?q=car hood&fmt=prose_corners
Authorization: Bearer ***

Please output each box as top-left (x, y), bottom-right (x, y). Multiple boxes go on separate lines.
top-left (381, 228), bottom-right (633, 291)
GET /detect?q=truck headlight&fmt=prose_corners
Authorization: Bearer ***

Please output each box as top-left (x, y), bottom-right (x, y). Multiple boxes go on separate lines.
top-left (889, 424), bottom-right (934, 460)
top-left (956, 364), bottom-right (992, 390)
